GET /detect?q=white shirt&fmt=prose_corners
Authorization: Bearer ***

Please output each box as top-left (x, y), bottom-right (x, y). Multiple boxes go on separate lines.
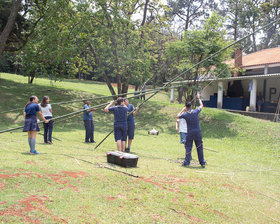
top-left (178, 118), bottom-right (187, 133)
top-left (40, 104), bottom-right (52, 117)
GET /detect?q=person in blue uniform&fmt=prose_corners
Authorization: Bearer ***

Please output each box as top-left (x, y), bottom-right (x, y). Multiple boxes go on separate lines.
top-left (23, 96), bottom-right (49, 154)
top-left (83, 100), bottom-right (96, 143)
top-left (124, 98), bottom-right (139, 153)
top-left (104, 97), bottom-right (128, 152)
top-left (141, 82), bottom-right (147, 100)
top-left (177, 93), bottom-right (206, 168)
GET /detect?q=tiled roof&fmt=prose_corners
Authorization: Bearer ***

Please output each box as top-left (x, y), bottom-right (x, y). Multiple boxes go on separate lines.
top-left (227, 47), bottom-right (280, 67)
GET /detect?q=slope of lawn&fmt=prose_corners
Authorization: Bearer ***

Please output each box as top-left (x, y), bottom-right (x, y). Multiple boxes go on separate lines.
top-left (0, 73), bottom-right (280, 223)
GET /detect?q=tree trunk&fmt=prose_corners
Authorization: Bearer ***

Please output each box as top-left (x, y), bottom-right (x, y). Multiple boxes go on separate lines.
top-left (177, 86), bottom-right (184, 104)
top-left (185, 5), bottom-right (190, 31)
top-left (0, 0), bottom-right (22, 56)
top-left (141, 0), bottom-right (149, 26)
top-left (28, 71), bottom-right (35, 84)
top-left (233, 1), bottom-right (238, 41)
top-left (103, 71), bottom-right (117, 99)
top-left (139, 0), bottom-right (149, 47)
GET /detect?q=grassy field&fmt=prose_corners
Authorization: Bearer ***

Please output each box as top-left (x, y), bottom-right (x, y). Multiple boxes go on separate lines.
top-left (0, 73), bottom-right (280, 223)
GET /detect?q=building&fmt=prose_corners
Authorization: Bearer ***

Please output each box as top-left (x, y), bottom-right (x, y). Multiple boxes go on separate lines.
top-left (170, 47), bottom-right (280, 114)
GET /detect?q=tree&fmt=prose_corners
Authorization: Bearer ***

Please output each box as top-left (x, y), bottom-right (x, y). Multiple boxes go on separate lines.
top-left (260, 0), bottom-right (280, 48)
top-left (166, 11), bottom-right (233, 103)
top-left (239, 0), bottom-right (262, 52)
top-left (0, 0), bottom-right (21, 56)
top-left (167, 0), bottom-right (216, 32)
top-left (218, 0), bottom-right (245, 42)
top-left (73, 0), bottom-right (170, 95)
top-left (20, 0), bottom-right (79, 83)
top-left (0, 0), bottom-right (52, 72)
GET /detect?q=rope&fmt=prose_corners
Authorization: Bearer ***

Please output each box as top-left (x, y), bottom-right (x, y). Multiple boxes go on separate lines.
top-left (60, 153), bottom-right (139, 178)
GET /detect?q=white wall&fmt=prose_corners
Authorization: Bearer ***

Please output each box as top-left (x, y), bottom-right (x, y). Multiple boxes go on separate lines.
top-left (201, 82), bottom-right (217, 101)
top-left (201, 81), bottom-right (228, 101)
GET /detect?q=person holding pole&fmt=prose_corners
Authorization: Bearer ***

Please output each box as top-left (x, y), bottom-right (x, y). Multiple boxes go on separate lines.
top-left (177, 93), bottom-right (206, 168)
top-left (124, 98), bottom-right (139, 153)
top-left (83, 100), bottom-right (96, 143)
top-left (23, 96), bottom-right (49, 154)
top-left (104, 97), bottom-right (128, 152)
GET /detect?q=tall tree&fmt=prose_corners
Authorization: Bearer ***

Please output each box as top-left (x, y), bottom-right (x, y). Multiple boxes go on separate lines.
top-left (218, 0), bottom-right (243, 41)
top-left (0, 0), bottom-right (21, 56)
top-left (167, 0), bottom-right (215, 31)
top-left (239, 0), bottom-right (262, 52)
top-left (260, 0), bottom-right (280, 48)
top-left (166, 12), bottom-right (233, 103)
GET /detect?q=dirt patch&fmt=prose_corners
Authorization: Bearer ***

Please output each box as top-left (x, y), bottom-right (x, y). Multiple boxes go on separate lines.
top-left (0, 182), bottom-right (7, 191)
top-left (188, 215), bottom-right (201, 223)
top-left (0, 195), bottom-right (67, 223)
top-left (212, 209), bottom-right (230, 219)
top-left (170, 208), bottom-right (201, 222)
top-left (62, 171), bottom-right (87, 178)
top-left (0, 169), bottom-right (89, 192)
top-left (107, 196), bottom-right (118, 201)
top-left (136, 175), bottom-right (195, 196)
top-left (106, 194), bottom-right (127, 202)
top-left (152, 214), bottom-right (162, 222)
top-left (24, 161), bottom-right (42, 166)
top-left (222, 183), bottom-right (255, 198)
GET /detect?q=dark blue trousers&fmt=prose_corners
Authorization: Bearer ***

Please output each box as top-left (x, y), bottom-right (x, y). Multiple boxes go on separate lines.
top-left (43, 116), bottom-right (53, 143)
top-left (183, 132), bottom-right (205, 166)
top-left (84, 120), bottom-right (94, 142)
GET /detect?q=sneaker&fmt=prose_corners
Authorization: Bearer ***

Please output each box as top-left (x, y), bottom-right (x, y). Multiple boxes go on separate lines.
top-left (30, 150), bottom-right (39, 155)
top-left (201, 161), bottom-right (207, 168)
top-left (90, 141), bottom-right (96, 143)
top-left (181, 163), bottom-right (189, 167)
top-left (125, 148), bottom-right (130, 153)
top-left (47, 141), bottom-right (53, 144)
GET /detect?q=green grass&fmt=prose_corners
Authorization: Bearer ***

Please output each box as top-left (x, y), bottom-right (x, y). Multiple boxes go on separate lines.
top-left (0, 73), bottom-right (280, 223)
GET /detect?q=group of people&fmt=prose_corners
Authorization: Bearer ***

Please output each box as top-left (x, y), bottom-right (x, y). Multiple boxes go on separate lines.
top-left (23, 95), bottom-right (139, 155)
top-left (134, 82), bottom-right (147, 100)
top-left (83, 97), bottom-right (139, 153)
top-left (104, 97), bottom-right (139, 152)
top-left (23, 93), bottom-right (206, 168)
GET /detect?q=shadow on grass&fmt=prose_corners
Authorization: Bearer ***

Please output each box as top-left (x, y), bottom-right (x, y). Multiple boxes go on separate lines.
top-left (1, 77), bottom-right (240, 139)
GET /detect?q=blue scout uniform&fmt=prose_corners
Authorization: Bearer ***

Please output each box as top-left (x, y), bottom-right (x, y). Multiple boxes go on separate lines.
top-left (83, 104), bottom-right (94, 142)
top-left (127, 104), bottom-right (135, 140)
top-left (179, 107), bottom-right (206, 166)
top-left (109, 106), bottom-right (128, 141)
top-left (23, 103), bottom-right (40, 132)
